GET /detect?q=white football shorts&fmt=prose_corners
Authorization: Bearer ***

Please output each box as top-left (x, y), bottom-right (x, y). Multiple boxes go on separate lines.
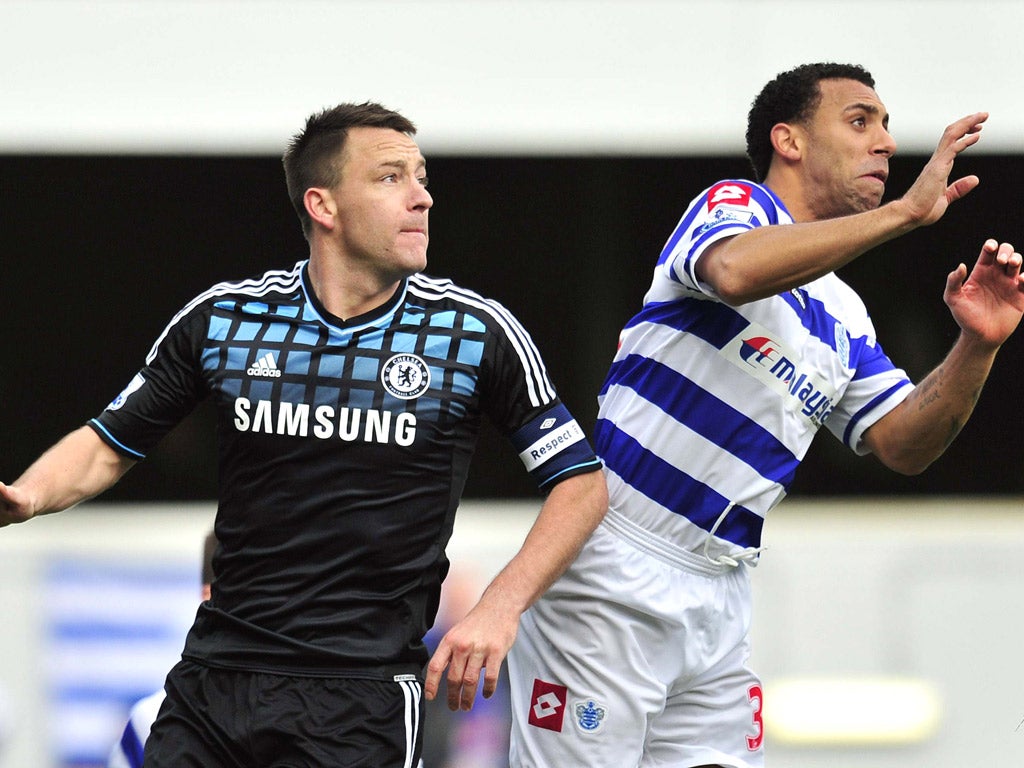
top-left (508, 509), bottom-right (765, 767)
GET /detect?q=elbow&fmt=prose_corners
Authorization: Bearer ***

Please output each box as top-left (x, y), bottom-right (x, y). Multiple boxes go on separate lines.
top-left (714, 282), bottom-right (757, 307)
top-left (862, 414), bottom-right (943, 477)
top-left (885, 459), bottom-right (931, 477)
top-left (703, 262), bottom-right (764, 306)
top-left (875, 447), bottom-right (936, 477)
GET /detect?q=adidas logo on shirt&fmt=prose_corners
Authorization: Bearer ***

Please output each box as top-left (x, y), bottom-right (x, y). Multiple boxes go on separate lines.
top-left (247, 352), bottom-right (282, 378)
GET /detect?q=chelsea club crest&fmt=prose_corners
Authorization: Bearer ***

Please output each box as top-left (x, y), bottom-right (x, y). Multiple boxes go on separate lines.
top-left (381, 353), bottom-right (431, 399)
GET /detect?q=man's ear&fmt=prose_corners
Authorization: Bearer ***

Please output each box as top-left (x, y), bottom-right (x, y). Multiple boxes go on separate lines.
top-left (770, 122), bottom-right (803, 163)
top-left (304, 187), bottom-right (337, 231)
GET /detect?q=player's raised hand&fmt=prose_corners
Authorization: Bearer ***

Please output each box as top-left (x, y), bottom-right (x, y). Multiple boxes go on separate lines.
top-left (944, 239), bottom-right (1024, 347)
top-left (899, 112), bottom-right (987, 227)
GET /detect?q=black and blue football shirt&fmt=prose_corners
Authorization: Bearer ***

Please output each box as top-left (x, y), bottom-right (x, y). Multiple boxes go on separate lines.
top-left (90, 260), bottom-right (601, 678)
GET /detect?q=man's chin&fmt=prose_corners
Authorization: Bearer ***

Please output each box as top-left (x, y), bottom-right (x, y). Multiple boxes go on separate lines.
top-left (852, 192), bottom-right (884, 213)
top-left (858, 180), bottom-right (887, 210)
top-left (403, 251), bottom-right (428, 274)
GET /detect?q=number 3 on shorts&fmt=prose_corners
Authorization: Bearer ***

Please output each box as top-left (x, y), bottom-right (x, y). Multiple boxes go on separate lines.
top-left (746, 684), bottom-right (764, 751)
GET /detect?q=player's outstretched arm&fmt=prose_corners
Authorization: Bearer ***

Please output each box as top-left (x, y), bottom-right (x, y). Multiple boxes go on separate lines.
top-left (424, 469), bottom-right (607, 711)
top-left (0, 426), bottom-right (135, 527)
top-left (699, 113), bottom-right (989, 305)
top-left (863, 239), bottom-right (1024, 475)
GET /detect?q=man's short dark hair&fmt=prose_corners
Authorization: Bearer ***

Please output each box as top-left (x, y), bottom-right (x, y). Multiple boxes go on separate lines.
top-left (745, 63), bottom-right (876, 182)
top-left (282, 102), bottom-right (417, 239)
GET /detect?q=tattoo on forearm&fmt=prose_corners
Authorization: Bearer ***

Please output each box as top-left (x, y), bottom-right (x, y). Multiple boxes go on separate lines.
top-left (912, 364), bottom-right (980, 450)
top-left (915, 376), bottom-right (942, 412)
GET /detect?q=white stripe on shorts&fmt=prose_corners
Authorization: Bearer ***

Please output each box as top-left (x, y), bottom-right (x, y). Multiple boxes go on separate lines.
top-left (396, 677), bottom-right (422, 768)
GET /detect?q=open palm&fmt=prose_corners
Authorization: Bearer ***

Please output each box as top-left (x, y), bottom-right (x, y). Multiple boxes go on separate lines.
top-left (945, 239), bottom-right (1024, 346)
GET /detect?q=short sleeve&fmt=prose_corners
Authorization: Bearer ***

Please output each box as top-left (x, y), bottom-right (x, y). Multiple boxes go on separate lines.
top-left (90, 304), bottom-right (209, 459)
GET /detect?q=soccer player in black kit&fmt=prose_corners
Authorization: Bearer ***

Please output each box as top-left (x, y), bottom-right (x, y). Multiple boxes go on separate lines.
top-left (0, 102), bottom-right (608, 767)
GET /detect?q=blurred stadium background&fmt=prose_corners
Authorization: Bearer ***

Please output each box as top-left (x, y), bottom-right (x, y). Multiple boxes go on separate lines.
top-left (2, 1), bottom-right (1024, 765)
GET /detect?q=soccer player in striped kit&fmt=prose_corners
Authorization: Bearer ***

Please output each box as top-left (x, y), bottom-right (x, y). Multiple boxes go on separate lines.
top-left (508, 63), bottom-right (1024, 767)
top-left (0, 102), bottom-right (607, 766)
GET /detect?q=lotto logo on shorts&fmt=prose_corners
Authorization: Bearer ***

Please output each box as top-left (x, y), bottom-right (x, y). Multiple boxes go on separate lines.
top-left (527, 678), bottom-right (568, 732)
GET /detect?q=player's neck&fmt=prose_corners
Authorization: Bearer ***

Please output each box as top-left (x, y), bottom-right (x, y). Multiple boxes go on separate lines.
top-left (307, 249), bottom-right (402, 322)
top-left (762, 169), bottom-right (814, 223)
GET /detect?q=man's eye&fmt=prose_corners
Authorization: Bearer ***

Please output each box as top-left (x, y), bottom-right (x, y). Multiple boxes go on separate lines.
top-left (419, 176), bottom-right (429, 188)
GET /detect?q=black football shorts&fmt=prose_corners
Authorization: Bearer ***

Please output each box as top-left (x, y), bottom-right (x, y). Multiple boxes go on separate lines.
top-left (144, 660), bottom-right (424, 767)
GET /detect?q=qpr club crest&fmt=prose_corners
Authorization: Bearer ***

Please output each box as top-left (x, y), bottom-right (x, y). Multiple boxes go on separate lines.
top-left (573, 699), bottom-right (608, 734)
top-left (381, 353), bottom-right (431, 399)
top-left (834, 321), bottom-right (851, 368)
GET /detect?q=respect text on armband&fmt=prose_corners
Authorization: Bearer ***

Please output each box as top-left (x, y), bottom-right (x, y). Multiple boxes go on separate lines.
top-left (530, 423), bottom-right (583, 461)
top-left (518, 419), bottom-right (586, 472)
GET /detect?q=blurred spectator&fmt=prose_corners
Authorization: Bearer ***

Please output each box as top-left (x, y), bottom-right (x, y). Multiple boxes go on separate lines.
top-left (423, 566), bottom-right (510, 768)
top-left (107, 530), bottom-right (217, 768)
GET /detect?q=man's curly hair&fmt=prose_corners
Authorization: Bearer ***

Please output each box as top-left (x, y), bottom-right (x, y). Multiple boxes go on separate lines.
top-left (745, 63), bottom-right (875, 182)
